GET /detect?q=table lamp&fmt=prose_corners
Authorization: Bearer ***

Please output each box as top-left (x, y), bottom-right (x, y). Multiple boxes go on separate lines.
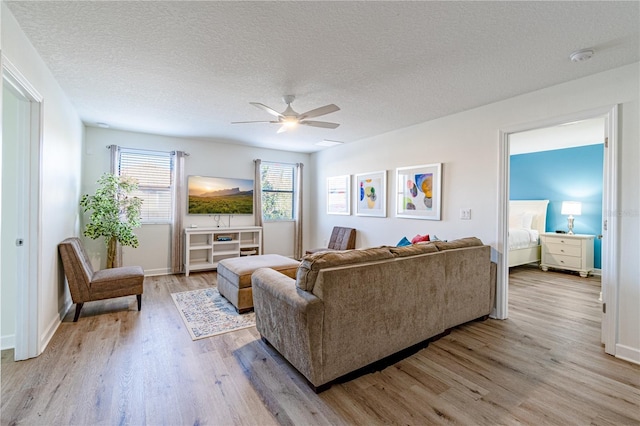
top-left (561, 201), bottom-right (582, 235)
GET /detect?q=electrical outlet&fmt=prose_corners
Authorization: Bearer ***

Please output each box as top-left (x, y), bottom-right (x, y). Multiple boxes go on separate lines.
top-left (460, 208), bottom-right (471, 220)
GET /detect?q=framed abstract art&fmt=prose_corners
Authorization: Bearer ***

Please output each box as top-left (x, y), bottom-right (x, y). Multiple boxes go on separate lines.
top-left (326, 175), bottom-right (351, 215)
top-left (395, 163), bottom-right (442, 220)
top-left (355, 170), bottom-right (387, 217)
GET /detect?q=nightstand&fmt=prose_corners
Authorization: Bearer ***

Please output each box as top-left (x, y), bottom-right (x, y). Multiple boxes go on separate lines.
top-left (540, 233), bottom-right (595, 277)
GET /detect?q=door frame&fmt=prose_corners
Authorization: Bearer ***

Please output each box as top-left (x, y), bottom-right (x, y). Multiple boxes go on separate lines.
top-left (2, 56), bottom-right (43, 360)
top-left (496, 104), bottom-right (618, 355)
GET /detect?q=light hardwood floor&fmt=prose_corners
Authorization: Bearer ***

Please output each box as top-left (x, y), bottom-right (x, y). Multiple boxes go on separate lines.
top-left (2, 266), bottom-right (639, 425)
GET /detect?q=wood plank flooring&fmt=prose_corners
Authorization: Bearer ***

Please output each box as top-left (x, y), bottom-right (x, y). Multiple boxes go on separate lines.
top-left (2, 266), bottom-right (639, 425)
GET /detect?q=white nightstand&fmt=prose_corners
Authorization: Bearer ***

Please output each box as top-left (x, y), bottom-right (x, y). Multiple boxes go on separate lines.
top-left (540, 233), bottom-right (595, 277)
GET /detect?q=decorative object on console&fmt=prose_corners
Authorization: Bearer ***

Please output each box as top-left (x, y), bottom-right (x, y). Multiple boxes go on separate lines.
top-left (326, 175), bottom-right (351, 215)
top-left (396, 163), bottom-right (442, 220)
top-left (561, 201), bottom-right (582, 235)
top-left (355, 170), bottom-right (387, 217)
top-left (187, 175), bottom-right (254, 215)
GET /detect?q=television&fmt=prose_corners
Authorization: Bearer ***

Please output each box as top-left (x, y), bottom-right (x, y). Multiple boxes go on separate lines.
top-left (187, 175), bottom-right (254, 215)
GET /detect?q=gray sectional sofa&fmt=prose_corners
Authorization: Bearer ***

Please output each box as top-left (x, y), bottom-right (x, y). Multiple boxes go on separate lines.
top-left (251, 237), bottom-right (496, 391)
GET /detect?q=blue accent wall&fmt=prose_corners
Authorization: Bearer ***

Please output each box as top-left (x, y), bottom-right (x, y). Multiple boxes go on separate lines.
top-left (510, 144), bottom-right (603, 268)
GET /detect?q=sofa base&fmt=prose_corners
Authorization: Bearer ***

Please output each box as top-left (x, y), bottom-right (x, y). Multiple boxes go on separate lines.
top-left (261, 313), bottom-right (490, 393)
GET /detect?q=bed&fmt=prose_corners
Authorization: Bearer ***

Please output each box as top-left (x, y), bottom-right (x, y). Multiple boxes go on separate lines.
top-left (508, 200), bottom-right (549, 267)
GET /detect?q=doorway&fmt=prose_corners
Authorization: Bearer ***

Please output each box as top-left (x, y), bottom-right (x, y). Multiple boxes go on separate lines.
top-left (497, 105), bottom-right (619, 355)
top-left (1, 59), bottom-right (42, 360)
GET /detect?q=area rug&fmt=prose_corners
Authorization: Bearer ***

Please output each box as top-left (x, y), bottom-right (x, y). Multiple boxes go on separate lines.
top-left (171, 287), bottom-right (256, 340)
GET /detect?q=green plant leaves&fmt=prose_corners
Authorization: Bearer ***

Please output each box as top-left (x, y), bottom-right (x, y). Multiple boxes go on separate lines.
top-left (80, 173), bottom-right (143, 248)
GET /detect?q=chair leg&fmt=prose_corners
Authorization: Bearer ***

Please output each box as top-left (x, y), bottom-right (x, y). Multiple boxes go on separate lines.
top-left (73, 303), bottom-right (84, 322)
top-left (137, 294), bottom-right (142, 311)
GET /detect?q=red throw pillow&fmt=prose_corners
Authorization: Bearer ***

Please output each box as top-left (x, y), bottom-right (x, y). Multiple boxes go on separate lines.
top-left (411, 234), bottom-right (430, 244)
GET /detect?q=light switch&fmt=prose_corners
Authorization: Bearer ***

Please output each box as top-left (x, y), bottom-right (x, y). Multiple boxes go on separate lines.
top-left (460, 208), bottom-right (471, 220)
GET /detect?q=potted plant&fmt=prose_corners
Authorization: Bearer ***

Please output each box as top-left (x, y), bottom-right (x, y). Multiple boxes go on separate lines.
top-left (80, 173), bottom-right (143, 268)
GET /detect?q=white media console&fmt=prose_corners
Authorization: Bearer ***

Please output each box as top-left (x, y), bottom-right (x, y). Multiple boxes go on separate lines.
top-left (184, 226), bottom-right (262, 276)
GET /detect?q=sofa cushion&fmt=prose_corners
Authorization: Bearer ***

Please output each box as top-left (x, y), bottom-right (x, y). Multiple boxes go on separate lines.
top-left (388, 242), bottom-right (439, 257)
top-left (411, 233), bottom-right (430, 244)
top-left (296, 247), bottom-right (394, 291)
top-left (396, 236), bottom-right (411, 247)
top-left (433, 237), bottom-right (483, 251)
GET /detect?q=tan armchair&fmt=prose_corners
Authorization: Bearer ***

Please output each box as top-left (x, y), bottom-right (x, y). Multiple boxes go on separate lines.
top-left (58, 237), bottom-right (144, 322)
top-left (306, 226), bottom-right (356, 255)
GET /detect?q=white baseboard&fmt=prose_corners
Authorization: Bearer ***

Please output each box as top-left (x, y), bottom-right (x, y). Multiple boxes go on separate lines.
top-left (39, 311), bottom-right (62, 354)
top-left (38, 298), bottom-right (71, 354)
top-left (615, 344), bottom-right (640, 365)
top-left (1, 334), bottom-right (16, 350)
top-left (591, 268), bottom-right (602, 276)
top-left (144, 267), bottom-right (172, 277)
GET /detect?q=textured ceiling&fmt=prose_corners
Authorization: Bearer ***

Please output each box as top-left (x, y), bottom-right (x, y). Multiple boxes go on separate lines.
top-left (5, 1), bottom-right (639, 153)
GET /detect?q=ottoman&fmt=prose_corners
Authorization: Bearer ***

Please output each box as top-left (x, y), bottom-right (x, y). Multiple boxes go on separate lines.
top-left (217, 254), bottom-right (300, 313)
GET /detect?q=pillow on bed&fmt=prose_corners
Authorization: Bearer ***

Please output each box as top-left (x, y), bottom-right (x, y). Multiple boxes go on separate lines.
top-left (510, 212), bottom-right (534, 230)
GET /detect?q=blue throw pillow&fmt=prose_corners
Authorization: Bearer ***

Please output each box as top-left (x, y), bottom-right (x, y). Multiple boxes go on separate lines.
top-left (397, 236), bottom-right (411, 247)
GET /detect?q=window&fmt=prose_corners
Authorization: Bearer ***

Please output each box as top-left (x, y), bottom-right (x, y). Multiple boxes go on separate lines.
top-left (261, 162), bottom-right (295, 221)
top-left (117, 148), bottom-right (172, 223)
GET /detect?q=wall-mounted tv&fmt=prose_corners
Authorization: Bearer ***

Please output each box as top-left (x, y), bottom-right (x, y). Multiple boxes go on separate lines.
top-left (187, 175), bottom-right (254, 215)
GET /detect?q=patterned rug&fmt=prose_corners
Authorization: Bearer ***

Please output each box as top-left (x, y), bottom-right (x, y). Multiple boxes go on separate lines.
top-left (170, 287), bottom-right (256, 340)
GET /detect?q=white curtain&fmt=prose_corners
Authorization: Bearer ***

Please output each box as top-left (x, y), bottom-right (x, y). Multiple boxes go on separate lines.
top-left (171, 151), bottom-right (187, 273)
top-left (294, 162), bottom-right (304, 260)
top-left (254, 159), bottom-right (264, 254)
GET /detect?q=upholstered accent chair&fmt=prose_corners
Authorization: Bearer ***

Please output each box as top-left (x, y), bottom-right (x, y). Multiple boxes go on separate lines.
top-left (58, 237), bottom-right (144, 322)
top-left (306, 226), bottom-right (356, 255)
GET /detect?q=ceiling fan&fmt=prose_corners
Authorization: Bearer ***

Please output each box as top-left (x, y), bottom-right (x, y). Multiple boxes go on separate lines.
top-left (232, 95), bottom-right (340, 133)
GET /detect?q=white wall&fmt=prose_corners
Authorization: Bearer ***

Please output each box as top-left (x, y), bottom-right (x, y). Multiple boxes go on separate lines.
top-left (1, 4), bottom-right (84, 353)
top-left (83, 127), bottom-right (310, 274)
top-left (309, 63), bottom-right (640, 363)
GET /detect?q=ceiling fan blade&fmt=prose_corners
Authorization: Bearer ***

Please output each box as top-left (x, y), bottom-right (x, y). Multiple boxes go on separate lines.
top-left (250, 102), bottom-right (283, 118)
top-left (231, 120), bottom-right (279, 124)
top-left (299, 104), bottom-right (340, 119)
top-left (300, 120), bottom-right (340, 129)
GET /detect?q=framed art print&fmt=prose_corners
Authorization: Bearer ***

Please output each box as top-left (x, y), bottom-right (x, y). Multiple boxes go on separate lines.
top-left (355, 170), bottom-right (387, 217)
top-left (396, 163), bottom-right (442, 220)
top-left (326, 175), bottom-right (351, 215)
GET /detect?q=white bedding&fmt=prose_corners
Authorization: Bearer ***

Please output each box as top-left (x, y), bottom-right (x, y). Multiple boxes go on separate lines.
top-left (509, 228), bottom-right (539, 250)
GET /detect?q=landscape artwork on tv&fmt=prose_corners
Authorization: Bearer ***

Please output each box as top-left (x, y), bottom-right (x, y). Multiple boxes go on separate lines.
top-left (188, 175), bottom-right (254, 215)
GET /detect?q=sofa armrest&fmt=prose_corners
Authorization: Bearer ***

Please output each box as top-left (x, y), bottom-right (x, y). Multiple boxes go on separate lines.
top-left (251, 267), bottom-right (325, 386)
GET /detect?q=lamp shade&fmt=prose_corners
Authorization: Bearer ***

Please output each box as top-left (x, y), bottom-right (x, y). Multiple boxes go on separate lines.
top-left (561, 201), bottom-right (582, 216)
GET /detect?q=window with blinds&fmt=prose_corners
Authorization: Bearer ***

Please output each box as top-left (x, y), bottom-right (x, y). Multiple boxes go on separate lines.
top-left (117, 148), bottom-right (173, 223)
top-left (260, 162), bottom-right (295, 221)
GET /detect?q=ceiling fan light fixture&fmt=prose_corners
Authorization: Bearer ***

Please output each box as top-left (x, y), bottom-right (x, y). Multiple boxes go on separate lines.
top-left (569, 48), bottom-right (594, 62)
top-left (234, 95), bottom-right (340, 133)
top-left (282, 118), bottom-right (298, 127)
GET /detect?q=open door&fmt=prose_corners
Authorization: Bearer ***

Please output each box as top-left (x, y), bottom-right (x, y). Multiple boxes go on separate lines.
top-left (497, 105), bottom-right (619, 355)
top-left (2, 58), bottom-right (42, 360)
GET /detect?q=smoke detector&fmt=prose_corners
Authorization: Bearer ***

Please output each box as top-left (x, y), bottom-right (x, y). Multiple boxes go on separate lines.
top-left (569, 49), bottom-right (594, 62)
